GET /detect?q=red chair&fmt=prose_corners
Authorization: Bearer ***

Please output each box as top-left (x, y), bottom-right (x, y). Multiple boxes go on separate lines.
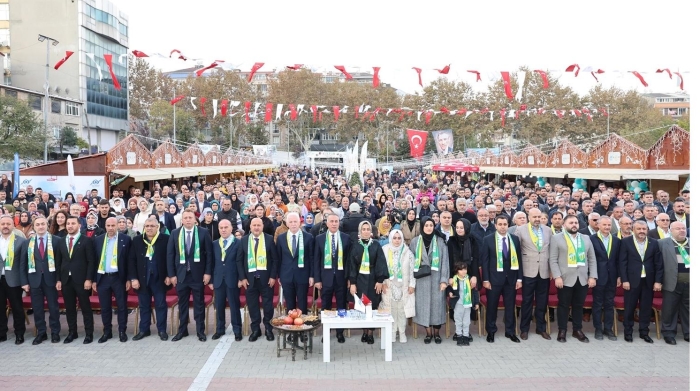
top-left (546, 279), bottom-right (558, 335)
top-left (651, 291), bottom-right (663, 339)
top-left (306, 286), bottom-right (316, 315)
top-left (583, 287), bottom-right (594, 313)
top-left (613, 286), bottom-right (626, 337)
top-left (238, 286), bottom-right (249, 335)
top-left (125, 289), bottom-right (141, 334)
top-left (166, 287), bottom-right (179, 335)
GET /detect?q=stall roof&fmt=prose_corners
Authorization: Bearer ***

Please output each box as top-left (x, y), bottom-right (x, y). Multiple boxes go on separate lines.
top-left (111, 164), bottom-right (276, 182)
top-left (482, 167), bottom-right (689, 181)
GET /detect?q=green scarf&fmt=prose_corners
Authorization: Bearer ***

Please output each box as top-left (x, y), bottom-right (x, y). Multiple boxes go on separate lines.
top-left (324, 231), bottom-right (343, 270)
top-left (247, 234), bottom-right (267, 272)
top-left (219, 236), bottom-right (234, 260)
top-left (287, 231), bottom-right (304, 268)
top-left (27, 234), bottom-right (55, 273)
top-left (3, 232), bottom-right (16, 269)
top-left (179, 228), bottom-right (200, 264)
top-left (359, 240), bottom-right (371, 275)
top-left (496, 234), bottom-right (519, 272)
top-left (565, 232), bottom-right (586, 268)
top-left (414, 236), bottom-right (439, 272)
top-left (387, 245), bottom-right (404, 281)
top-left (98, 235), bottom-right (119, 274)
top-left (673, 239), bottom-right (690, 267)
top-left (143, 232), bottom-right (159, 259)
top-left (452, 274), bottom-right (472, 307)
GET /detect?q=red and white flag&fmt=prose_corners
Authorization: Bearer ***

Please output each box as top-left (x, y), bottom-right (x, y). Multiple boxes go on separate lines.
top-left (406, 129), bottom-right (428, 158)
top-left (53, 51), bottom-right (74, 70)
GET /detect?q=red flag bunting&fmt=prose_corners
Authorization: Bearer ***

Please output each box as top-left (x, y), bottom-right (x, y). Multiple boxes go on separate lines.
top-left (103, 54), bottom-right (121, 90)
top-left (310, 105), bottom-right (318, 123)
top-left (244, 101), bottom-right (251, 123)
top-left (170, 49), bottom-right (187, 61)
top-left (53, 51), bottom-right (74, 70)
top-left (354, 106), bottom-right (360, 119)
top-left (500, 108), bottom-right (506, 127)
top-left (435, 65), bottom-right (450, 74)
top-left (425, 111), bottom-right (433, 124)
top-left (333, 106), bottom-right (340, 122)
top-left (630, 71), bottom-right (648, 87)
top-left (369, 113), bottom-right (375, 121)
top-left (248, 62), bottom-right (265, 83)
top-left (199, 97), bottom-right (207, 116)
top-left (555, 110), bottom-right (564, 119)
top-left (440, 107), bottom-right (450, 114)
top-left (406, 129), bottom-right (428, 158)
top-left (565, 64), bottom-right (580, 77)
top-left (412, 67), bottom-right (423, 87)
top-left (288, 104), bottom-right (297, 120)
top-left (674, 72), bottom-right (684, 90)
top-left (131, 50), bottom-right (149, 58)
top-left (372, 67), bottom-right (381, 88)
top-left (286, 64), bottom-right (303, 70)
top-left (656, 68), bottom-right (672, 78)
top-left (574, 109), bottom-right (582, 117)
top-left (501, 72), bottom-right (513, 100)
top-left (196, 61), bottom-right (222, 77)
top-left (600, 107), bottom-right (609, 117)
top-left (170, 95), bottom-right (185, 105)
top-left (264, 103), bottom-right (273, 122)
top-left (467, 70), bottom-right (482, 82)
top-left (533, 70), bottom-right (549, 88)
top-left (334, 65), bottom-right (353, 80)
top-left (221, 99), bottom-right (229, 116)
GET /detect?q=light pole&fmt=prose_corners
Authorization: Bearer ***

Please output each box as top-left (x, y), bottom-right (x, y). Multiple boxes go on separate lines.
top-left (38, 34), bottom-right (59, 163)
top-left (172, 90), bottom-right (177, 143)
top-left (386, 127), bottom-right (389, 164)
top-left (605, 104), bottom-right (610, 137)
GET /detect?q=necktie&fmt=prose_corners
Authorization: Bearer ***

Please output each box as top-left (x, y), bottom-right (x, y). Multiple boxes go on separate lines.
top-left (292, 234), bottom-right (298, 256)
top-left (69, 236), bottom-right (74, 254)
top-left (332, 233), bottom-right (337, 258)
top-left (254, 237), bottom-right (260, 257)
top-left (39, 237), bottom-right (45, 259)
top-left (223, 238), bottom-right (228, 249)
top-left (186, 231), bottom-right (192, 253)
top-left (502, 236), bottom-right (508, 265)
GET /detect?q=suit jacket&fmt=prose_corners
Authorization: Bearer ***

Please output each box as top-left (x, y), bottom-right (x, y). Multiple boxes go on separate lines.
top-left (93, 233), bottom-right (131, 284)
top-left (276, 230), bottom-right (314, 285)
top-left (647, 227), bottom-right (671, 240)
top-left (20, 234), bottom-right (62, 288)
top-left (610, 218), bottom-right (621, 236)
top-left (312, 231), bottom-right (352, 285)
top-left (236, 233), bottom-right (278, 283)
top-left (166, 226), bottom-right (214, 282)
top-left (619, 236), bottom-right (663, 290)
top-left (670, 213), bottom-right (690, 229)
top-left (470, 222), bottom-right (496, 245)
top-left (56, 233), bottom-right (97, 284)
top-left (658, 237), bottom-right (686, 292)
top-left (514, 223), bottom-right (552, 279)
top-left (589, 233), bottom-right (621, 287)
top-left (195, 200), bottom-right (211, 214)
top-left (480, 233), bottom-right (523, 286)
top-left (580, 226), bottom-right (597, 236)
top-left (212, 235), bottom-right (240, 289)
top-left (155, 212), bottom-right (177, 233)
top-left (0, 234), bottom-right (28, 287)
top-left (549, 233), bottom-right (597, 287)
top-left (128, 233), bottom-right (170, 291)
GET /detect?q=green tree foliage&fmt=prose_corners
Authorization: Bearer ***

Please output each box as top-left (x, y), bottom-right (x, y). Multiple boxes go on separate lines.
top-left (56, 126), bottom-right (88, 155)
top-left (348, 172), bottom-right (362, 188)
top-left (676, 115), bottom-right (689, 131)
top-left (0, 95), bottom-right (45, 160)
top-left (128, 56), bottom-right (175, 120)
top-left (243, 123), bottom-right (269, 145)
top-left (146, 100), bottom-right (200, 145)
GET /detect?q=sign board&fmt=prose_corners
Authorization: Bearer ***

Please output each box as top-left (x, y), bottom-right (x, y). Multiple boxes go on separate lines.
top-left (18, 176), bottom-right (105, 199)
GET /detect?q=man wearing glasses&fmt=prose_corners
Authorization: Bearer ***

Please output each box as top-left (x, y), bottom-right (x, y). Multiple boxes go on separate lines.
top-left (581, 213), bottom-right (600, 236)
top-left (648, 213), bottom-right (672, 240)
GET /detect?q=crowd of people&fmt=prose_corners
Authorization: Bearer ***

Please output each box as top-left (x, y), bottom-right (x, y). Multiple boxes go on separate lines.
top-left (0, 168), bottom-right (690, 349)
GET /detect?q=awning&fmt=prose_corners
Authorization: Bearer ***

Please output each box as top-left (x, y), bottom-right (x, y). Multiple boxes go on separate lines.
top-left (621, 170), bottom-right (690, 181)
top-left (431, 163), bottom-right (480, 172)
top-left (156, 167), bottom-right (202, 178)
top-left (112, 164), bottom-right (276, 182)
top-left (111, 168), bottom-right (173, 182)
top-left (478, 167), bottom-right (688, 181)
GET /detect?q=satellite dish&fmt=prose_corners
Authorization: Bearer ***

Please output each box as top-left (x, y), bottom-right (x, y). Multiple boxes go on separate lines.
top-left (55, 87), bottom-right (62, 93)
top-left (65, 88), bottom-right (70, 94)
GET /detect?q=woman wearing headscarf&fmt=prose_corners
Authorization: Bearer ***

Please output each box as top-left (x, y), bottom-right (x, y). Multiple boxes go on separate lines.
top-left (430, 210), bottom-right (441, 226)
top-left (84, 210), bottom-right (105, 238)
top-left (168, 204), bottom-right (182, 228)
top-left (63, 192), bottom-right (76, 205)
top-left (132, 197), bottom-right (151, 234)
top-left (198, 207), bottom-right (219, 240)
top-left (348, 220), bottom-right (389, 345)
top-left (123, 197), bottom-right (139, 220)
top-left (400, 209), bottom-right (420, 246)
top-left (230, 193), bottom-right (242, 213)
top-left (241, 193), bottom-right (259, 220)
top-left (379, 229), bottom-right (416, 343)
top-left (210, 200), bottom-right (221, 216)
top-left (302, 213), bottom-right (315, 233)
top-left (115, 215), bottom-right (137, 238)
top-left (376, 216), bottom-right (393, 246)
top-left (18, 211), bottom-right (33, 237)
top-left (410, 217), bottom-right (449, 344)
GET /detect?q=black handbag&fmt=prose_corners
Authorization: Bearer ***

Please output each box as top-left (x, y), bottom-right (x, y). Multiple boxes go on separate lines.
top-left (414, 264), bottom-right (432, 279)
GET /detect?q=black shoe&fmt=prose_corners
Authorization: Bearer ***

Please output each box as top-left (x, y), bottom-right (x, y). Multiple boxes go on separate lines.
top-left (234, 334), bottom-right (243, 341)
top-left (424, 334), bottom-right (433, 344)
top-left (265, 330), bottom-right (274, 341)
top-left (172, 331), bottom-right (189, 342)
top-left (51, 334), bottom-right (60, 343)
top-left (119, 332), bottom-right (128, 342)
top-left (336, 333), bottom-right (345, 343)
top-left (98, 333), bottom-right (112, 343)
top-left (132, 331), bottom-right (151, 341)
top-left (557, 330), bottom-right (567, 343)
top-left (624, 335), bottom-right (633, 342)
top-left (27, 309), bottom-right (34, 315)
top-left (456, 335), bottom-right (464, 346)
top-left (464, 335), bottom-right (470, 346)
top-left (664, 337), bottom-right (677, 345)
top-left (197, 332), bottom-right (207, 342)
top-left (0, 334), bottom-right (7, 342)
top-left (594, 329), bottom-right (604, 340)
top-left (684, 336), bottom-right (690, 342)
top-left (434, 335), bottom-right (442, 344)
top-left (453, 333), bottom-right (458, 341)
top-left (212, 332), bottom-right (224, 340)
top-left (33, 333), bottom-right (48, 345)
top-left (486, 333), bottom-right (494, 343)
top-left (15, 335), bottom-right (25, 345)
top-left (83, 334), bottom-right (93, 344)
top-left (640, 335), bottom-right (654, 344)
top-left (505, 334), bottom-right (521, 343)
top-left (158, 332), bottom-right (169, 341)
top-left (367, 335), bottom-right (374, 345)
top-left (603, 330), bottom-right (617, 341)
top-left (64, 332), bottom-right (78, 344)
top-left (361, 332), bottom-right (368, 343)
top-left (248, 330), bottom-right (261, 342)
top-left (467, 335), bottom-right (473, 343)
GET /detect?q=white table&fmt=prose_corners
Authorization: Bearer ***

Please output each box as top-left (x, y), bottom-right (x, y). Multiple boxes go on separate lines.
top-left (321, 312), bottom-right (394, 362)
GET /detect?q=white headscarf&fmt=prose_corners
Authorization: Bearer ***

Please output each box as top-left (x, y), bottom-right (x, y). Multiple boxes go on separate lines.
top-left (358, 220), bottom-right (374, 244)
top-left (385, 229), bottom-right (404, 252)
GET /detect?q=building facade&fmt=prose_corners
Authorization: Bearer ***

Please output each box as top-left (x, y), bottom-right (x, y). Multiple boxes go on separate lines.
top-left (4, 0), bottom-right (128, 153)
top-left (641, 92), bottom-right (690, 117)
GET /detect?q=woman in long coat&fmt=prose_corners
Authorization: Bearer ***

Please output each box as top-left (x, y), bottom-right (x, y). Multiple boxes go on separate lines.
top-left (410, 217), bottom-right (449, 344)
top-left (379, 229), bottom-right (416, 343)
top-left (348, 220), bottom-right (389, 345)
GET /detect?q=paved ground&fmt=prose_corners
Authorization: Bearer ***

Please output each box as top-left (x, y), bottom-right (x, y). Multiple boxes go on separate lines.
top-left (0, 309), bottom-right (689, 391)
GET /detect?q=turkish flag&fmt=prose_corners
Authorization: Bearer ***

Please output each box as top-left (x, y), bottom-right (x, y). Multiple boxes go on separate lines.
top-left (406, 129), bottom-right (428, 158)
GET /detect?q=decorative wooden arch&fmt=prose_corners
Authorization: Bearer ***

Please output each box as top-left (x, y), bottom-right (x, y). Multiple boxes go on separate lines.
top-left (106, 134), bottom-right (151, 171)
top-left (204, 146), bottom-right (223, 166)
top-left (151, 140), bottom-right (183, 168)
top-left (546, 139), bottom-right (588, 168)
top-left (181, 143), bottom-right (206, 168)
top-left (222, 148), bottom-right (237, 165)
top-left (479, 149), bottom-right (497, 167)
top-left (647, 125), bottom-right (690, 170)
top-left (587, 133), bottom-right (647, 170)
top-left (466, 150), bottom-right (481, 166)
top-left (497, 146), bottom-right (517, 167)
top-left (517, 144), bottom-right (547, 167)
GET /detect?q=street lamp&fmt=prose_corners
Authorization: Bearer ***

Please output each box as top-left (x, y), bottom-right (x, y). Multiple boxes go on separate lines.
top-left (605, 104), bottom-right (610, 137)
top-left (38, 34), bottom-right (59, 163)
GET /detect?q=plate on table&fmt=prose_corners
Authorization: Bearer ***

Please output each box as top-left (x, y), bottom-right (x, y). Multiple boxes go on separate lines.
top-left (375, 309), bottom-right (391, 318)
top-left (322, 310), bottom-right (338, 318)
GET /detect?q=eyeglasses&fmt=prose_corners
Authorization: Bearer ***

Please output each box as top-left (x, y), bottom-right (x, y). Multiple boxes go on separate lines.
top-left (657, 219), bottom-right (670, 222)
top-left (591, 219), bottom-right (599, 222)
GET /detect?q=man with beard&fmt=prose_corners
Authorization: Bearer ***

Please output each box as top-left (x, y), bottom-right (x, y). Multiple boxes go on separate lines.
top-left (0, 215), bottom-right (28, 344)
top-left (658, 221), bottom-right (690, 344)
top-left (589, 216), bottom-right (621, 341)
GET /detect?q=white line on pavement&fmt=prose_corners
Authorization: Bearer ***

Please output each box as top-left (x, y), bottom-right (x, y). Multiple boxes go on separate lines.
top-left (188, 324), bottom-right (233, 391)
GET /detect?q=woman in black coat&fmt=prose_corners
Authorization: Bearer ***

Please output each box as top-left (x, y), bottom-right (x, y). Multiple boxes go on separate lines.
top-left (348, 220), bottom-right (389, 345)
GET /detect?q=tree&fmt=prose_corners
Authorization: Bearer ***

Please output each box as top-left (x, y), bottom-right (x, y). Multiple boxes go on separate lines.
top-left (677, 115), bottom-right (690, 131)
top-left (128, 56), bottom-right (175, 120)
top-left (348, 172), bottom-right (362, 188)
top-left (146, 100), bottom-right (200, 145)
top-left (56, 127), bottom-right (88, 156)
top-left (243, 123), bottom-right (269, 145)
top-left (0, 95), bottom-right (46, 160)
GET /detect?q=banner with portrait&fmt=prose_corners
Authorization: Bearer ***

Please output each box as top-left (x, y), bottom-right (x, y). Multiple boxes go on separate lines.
top-left (432, 129), bottom-right (454, 156)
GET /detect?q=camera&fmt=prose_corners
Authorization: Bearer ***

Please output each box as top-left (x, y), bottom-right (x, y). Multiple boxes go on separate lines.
top-left (388, 209), bottom-right (404, 225)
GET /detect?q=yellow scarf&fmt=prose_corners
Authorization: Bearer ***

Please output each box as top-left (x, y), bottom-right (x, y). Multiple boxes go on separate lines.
top-left (143, 232), bottom-right (159, 259)
top-left (98, 235), bottom-right (119, 274)
top-left (564, 232), bottom-right (587, 268)
top-left (3, 233), bottom-right (16, 269)
top-left (528, 223), bottom-right (542, 251)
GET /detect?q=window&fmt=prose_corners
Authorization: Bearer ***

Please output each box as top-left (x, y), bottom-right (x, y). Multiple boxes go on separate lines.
top-left (0, 4), bottom-right (9, 21)
top-left (272, 136), bottom-right (280, 145)
top-left (0, 28), bottom-right (9, 46)
top-left (51, 99), bottom-right (62, 113)
top-left (29, 95), bottom-right (43, 111)
top-left (66, 101), bottom-right (80, 116)
top-left (119, 23), bottom-right (128, 36)
top-left (272, 123), bottom-right (280, 134)
top-left (4, 89), bottom-right (17, 98)
top-left (52, 126), bottom-right (61, 139)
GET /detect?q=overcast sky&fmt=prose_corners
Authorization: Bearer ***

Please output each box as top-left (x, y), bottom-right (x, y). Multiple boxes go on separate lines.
top-left (113, 0), bottom-right (692, 96)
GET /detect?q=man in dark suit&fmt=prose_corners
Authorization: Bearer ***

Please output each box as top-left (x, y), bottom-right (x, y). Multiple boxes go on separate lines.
top-left (619, 220), bottom-right (663, 343)
top-left (0, 215), bottom-right (28, 344)
top-left (313, 211), bottom-right (351, 343)
top-left (237, 217), bottom-right (278, 342)
top-left (589, 216), bottom-right (621, 341)
top-left (481, 215), bottom-right (523, 343)
top-left (56, 215), bottom-right (96, 344)
top-left (209, 219), bottom-right (242, 341)
top-left (167, 210), bottom-right (214, 342)
top-left (276, 212), bottom-right (314, 316)
top-left (128, 217), bottom-right (170, 341)
top-left (648, 213), bottom-right (671, 240)
top-left (669, 198), bottom-right (689, 229)
top-left (470, 208), bottom-right (496, 245)
top-left (580, 213), bottom-right (600, 236)
top-left (194, 191), bottom-right (211, 214)
top-left (153, 199), bottom-right (177, 233)
top-left (93, 217), bottom-right (132, 343)
top-left (20, 217), bottom-right (62, 344)
top-left (658, 221), bottom-right (690, 345)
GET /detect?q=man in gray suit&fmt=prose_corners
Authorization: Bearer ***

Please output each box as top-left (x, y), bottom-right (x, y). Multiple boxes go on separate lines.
top-left (507, 212), bottom-right (527, 235)
top-left (0, 215), bottom-right (28, 344)
top-left (514, 208), bottom-right (552, 340)
top-left (550, 215), bottom-right (597, 343)
top-left (658, 221), bottom-right (690, 345)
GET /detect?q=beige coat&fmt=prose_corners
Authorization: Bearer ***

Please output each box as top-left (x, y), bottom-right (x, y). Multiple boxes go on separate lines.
top-left (379, 244), bottom-right (417, 314)
top-left (549, 233), bottom-right (597, 287)
top-left (514, 223), bottom-right (552, 278)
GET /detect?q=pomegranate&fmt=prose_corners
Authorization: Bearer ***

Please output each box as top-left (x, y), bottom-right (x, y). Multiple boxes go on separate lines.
top-left (293, 318), bottom-right (304, 326)
top-left (289, 309), bottom-right (302, 319)
top-left (283, 316), bottom-right (294, 325)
